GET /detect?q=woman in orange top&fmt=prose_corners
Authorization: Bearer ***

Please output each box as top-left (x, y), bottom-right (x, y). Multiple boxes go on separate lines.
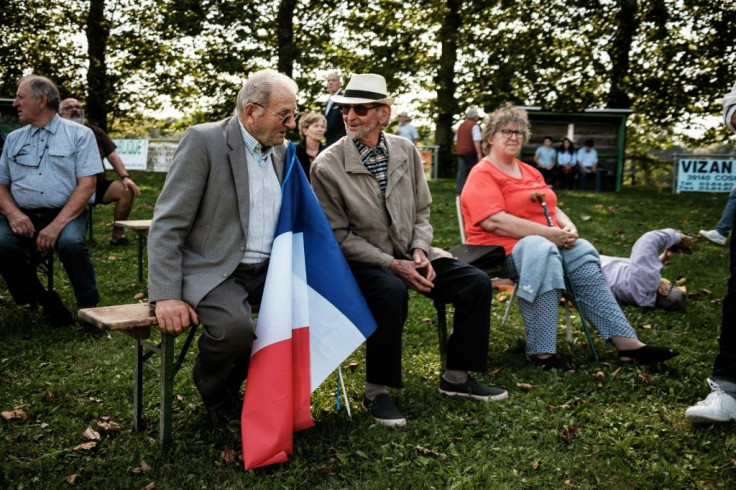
top-left (460, 104), bottom-right (677, 370)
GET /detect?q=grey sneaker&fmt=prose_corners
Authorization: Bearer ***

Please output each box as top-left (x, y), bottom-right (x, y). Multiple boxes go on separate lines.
top-left (362, 394), bottom-right (406, 427)
top-left (439, 376), bottom-right (509, 401)
top-left (686, 378), bottom-right (736, 423)
top-left (699, 229), bottom-right (727, 246)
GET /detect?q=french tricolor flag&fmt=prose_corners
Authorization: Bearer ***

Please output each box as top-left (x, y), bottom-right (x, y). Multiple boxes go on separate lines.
top-left (241, 142), bottom-right (376, 470)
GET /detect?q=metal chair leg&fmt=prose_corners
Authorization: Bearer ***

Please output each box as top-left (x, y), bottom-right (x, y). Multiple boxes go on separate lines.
top-left (501, 282), bottom-right (518, 328)
top-left (337, 366), bottom-right (351, 419)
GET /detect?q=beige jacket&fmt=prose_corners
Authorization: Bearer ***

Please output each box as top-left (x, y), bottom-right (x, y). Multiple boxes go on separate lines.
top-left (311, 132), bottom-right (450, 268)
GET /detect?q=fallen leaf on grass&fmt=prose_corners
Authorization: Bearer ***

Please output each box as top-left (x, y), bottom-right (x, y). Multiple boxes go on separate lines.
top-left (731, 456), bottom-right (736, 467)
top-left (592, 371), bottom-right (605, 379)
top-left (73, 441), bottom-right (97, 451)
top-left (66, 474), bottom-right (78, 485)
top-left (637, 373), bottom-right (653, 383)
top-left (107, 255), bottom-right (118, 261)
top-left (611, 367), bottom-right (622, 377)
top-left (700, 288), bottom-right (712, 295)
top-left (130, 460), bottom-right (152, 475)
top-left (516, 382), bottom-right (534, 391)
top-left (134, 292), bottom-right (146, 300)
top-left (676, 276), bottom-right (687, 284)
top-left (348, 362), bottom-right (361, 371)
top-left (532, 460), bottom-right (540, 470)
top-left (495, 293), bottom-right (509, 303)
top-left (559, 425), bottom-right (581, 443)
top-left (139, 483), bottom-right (155, 490)
top-left (489, 367), bottom-right (502, 377)
top-left (407, 444), bottom-right (446, 459)
top-left (2, 406), bottom-right (29, 421)
top-left (221, 446), bottom-right (237, 464)
top-left (97, 419), bottom-right (122, 432)
top-left (563, 479), bottom-right (576, 487)
top-left (82, 427), bottom-right (101, 441)
top-left (641, 323), bottom-right (652, 330)
top-left (421, 317), bottom-right (431, 323)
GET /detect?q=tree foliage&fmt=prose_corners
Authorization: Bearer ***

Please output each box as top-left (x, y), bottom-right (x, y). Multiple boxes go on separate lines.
top-left (1, 0), bottom-right (734, 178)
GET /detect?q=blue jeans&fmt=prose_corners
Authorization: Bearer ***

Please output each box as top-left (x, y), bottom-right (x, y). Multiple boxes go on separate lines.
top-left (716, 184), bottom-right (736, 237)
top-left (0, 209), bottom-right (99, 308)
top-left (578, 167), bottom-right (601, 191)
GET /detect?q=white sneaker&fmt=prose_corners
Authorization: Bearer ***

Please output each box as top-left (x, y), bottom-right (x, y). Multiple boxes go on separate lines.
top-left (685, 378), bottom-right (736, 423)
top-left (699, 229), bottom-right (727, 246)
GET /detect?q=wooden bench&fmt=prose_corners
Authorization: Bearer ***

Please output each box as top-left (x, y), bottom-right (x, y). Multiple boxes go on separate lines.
top-left (113, 219), bottom-right (152, 283)
top-left (78, 303), bottom-right (199, 447)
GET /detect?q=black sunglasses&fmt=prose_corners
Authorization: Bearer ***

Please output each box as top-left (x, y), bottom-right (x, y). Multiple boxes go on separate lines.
top-left (340, 104), bottom-right (382, 116)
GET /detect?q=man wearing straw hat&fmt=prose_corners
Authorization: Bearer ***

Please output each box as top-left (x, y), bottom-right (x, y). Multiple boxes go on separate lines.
top-left (311, 73), bottom-right (507, 427)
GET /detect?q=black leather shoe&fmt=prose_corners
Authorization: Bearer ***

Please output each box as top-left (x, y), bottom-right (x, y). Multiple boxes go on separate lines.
top-left (618, 345), bottom-right (678, 365)
top-left (529, 354), bottom-right (571, 371)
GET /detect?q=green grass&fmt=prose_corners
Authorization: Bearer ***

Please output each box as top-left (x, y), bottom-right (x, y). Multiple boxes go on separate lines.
top-left (2, 173), bottom-right (736, 488)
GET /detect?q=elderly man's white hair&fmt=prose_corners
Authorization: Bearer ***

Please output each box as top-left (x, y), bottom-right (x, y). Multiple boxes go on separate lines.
top-left (235, 69), bottom-right (298, 115)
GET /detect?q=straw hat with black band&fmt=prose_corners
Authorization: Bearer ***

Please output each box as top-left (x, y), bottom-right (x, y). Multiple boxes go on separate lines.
top-left (330, 74), bottom-right (395, 106)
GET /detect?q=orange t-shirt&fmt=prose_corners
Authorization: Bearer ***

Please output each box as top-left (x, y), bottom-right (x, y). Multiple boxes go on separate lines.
top-left (460, 158), bottom-right (558, 255)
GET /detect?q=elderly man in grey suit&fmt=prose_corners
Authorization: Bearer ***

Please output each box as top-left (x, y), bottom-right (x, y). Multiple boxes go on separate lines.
top-left (148, 69), bottom-right (299, 421)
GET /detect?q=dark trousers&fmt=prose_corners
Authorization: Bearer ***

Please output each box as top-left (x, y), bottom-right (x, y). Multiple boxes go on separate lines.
top-left (0, 208), bottom-right (99, 307)
top-left (456, 155), bottom-right (478, 195)
top-left (578, 168), bottom-right (601, 191)
top-left (193, 261), bottom-right (267, 410)
top-left (350, 258), bottom-right (491, 388)
top-left (558, 167), bottom-right (576, 189)
top-left (538, 166), bottom-right (558, 186)
top-left (713, 212), bottom-right (736, 381)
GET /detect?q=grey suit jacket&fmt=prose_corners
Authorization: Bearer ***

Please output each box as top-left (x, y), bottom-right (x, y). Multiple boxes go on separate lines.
top-left (148, 116), bottom-right (286, 307)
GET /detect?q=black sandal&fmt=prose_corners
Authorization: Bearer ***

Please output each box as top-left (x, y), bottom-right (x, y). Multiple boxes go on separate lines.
top-left (529, 354), bottom-right (571, 371)
top-left (618, 345), bottom-right (678, 365)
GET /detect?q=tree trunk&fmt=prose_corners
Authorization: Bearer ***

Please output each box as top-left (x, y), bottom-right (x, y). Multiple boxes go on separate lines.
top-left (86, 0), bottom-right (109, 131)
top-left (606, 0), bottom-right (637, 109)
top-left (276, 0), bottom-right (298, 77)
top-left (434, 0), bottom-right (461, 179)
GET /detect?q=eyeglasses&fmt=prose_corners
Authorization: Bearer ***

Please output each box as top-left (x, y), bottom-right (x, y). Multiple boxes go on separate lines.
top-left (252, 102), bottom-right (299, 125)
top-left (12, 143), bottom-right (47, 168)
top-left (340, 104), bottom-right (381, 116)
top-left (499, 129), bottom-right (526, 140)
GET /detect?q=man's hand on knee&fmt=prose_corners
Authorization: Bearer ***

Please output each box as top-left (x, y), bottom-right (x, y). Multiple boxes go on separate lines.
top-left (155, 299), bottom-right (199, 336)
top-left (7, 211), bottom-right (35, 238)
top-left (36, 222), bottom-right (63, 252)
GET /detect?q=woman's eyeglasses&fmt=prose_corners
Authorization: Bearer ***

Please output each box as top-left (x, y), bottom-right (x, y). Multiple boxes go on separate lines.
top-left (340, 104), bottom-right (381, 116)
top-left (499, 129), bottom-right (526, 140)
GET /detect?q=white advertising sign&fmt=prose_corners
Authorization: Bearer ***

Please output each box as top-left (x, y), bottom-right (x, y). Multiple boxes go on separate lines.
top-left (104, 139), bottom-right (149, 171)
top-left (676, 158), bottom-right (736, 193)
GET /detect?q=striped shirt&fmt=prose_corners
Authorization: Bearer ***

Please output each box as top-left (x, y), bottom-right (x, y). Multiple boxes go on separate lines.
top-left (354, 132), bottom-right (389, 194)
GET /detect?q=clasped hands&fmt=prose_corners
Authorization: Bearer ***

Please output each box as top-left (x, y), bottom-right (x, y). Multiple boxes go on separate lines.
top-left (548, 225), bottom-right (578, 250)
top-left (389, 248), bottom-right (435, 293)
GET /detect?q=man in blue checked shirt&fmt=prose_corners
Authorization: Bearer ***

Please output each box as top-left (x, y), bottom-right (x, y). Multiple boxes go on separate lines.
top-left (0, 75), bottom-right (100, 326)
